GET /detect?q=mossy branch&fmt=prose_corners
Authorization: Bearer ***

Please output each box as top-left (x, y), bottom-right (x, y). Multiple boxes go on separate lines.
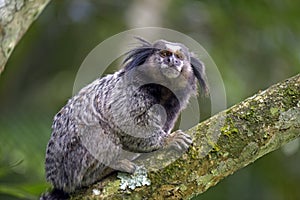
top-left (71, 73), bottom-right (300, 199)
top-left (0, 0), bottom-right (51, 75)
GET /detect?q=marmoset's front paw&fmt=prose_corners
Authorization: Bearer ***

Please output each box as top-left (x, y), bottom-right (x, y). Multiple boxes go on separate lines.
top-left (112, 159), bottom-right (137, 174)
top-left (165, 130), bottom-right (192, 152)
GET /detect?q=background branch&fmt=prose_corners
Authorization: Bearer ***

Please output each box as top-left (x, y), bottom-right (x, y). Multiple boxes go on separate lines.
top-left (71, 73), bottom-right (300, 199)
top-left (0, 0), bottom-right (51, 74)
top-left (0, 1), bottom-right (299, 199)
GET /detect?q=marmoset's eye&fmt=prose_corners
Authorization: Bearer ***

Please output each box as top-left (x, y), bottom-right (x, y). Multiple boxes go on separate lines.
top-left (175, 52), bottom-right (184, 60)
top-left (159, 50), bottom-right (172, 57)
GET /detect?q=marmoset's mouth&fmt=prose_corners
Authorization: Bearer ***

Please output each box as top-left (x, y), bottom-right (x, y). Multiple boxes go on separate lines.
top-left (160, 65), bottom-right (181, 78)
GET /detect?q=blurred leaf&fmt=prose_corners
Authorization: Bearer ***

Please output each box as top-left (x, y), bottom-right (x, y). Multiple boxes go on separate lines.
top-left (0, 185), bottom-right (36, 200)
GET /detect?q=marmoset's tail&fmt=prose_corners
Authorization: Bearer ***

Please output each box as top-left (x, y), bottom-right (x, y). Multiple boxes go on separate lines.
top-left (40, 188), bottom-right (69, 200)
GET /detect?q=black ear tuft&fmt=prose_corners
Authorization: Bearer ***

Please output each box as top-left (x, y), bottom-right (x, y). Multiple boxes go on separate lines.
top-left (133, 36), bottom-right (152, 46)
top-left (123, 37), bottom-right (156, 71)
top-left (191, 56), bottom-right (209, 96)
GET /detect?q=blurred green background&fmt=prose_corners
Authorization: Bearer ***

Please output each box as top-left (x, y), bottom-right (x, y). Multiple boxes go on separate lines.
top-left (0, 0), bottom-right (299, 199)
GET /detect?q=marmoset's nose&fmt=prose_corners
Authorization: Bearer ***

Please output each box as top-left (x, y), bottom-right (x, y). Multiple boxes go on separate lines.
top-left (173, 57), bottom-right (180, 66)
top-left (164, 55), bottom-right (180, 66)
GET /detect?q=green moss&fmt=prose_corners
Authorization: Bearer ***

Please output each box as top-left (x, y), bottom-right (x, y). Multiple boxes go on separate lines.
top-left (179, 184), bottom-right (187, 191)
top-left (102, 180), bottom-right (120, 196)
top-left (220, 116), bottom-right (239, 137)
top-left (221, 126), bottom-right (238, 137)
top-left (197, 174), bottom-right (213, 186)
top-left (188, 146), bottom-right (199, 159)
top-left (270, 107), bottom-right (279, 116)
top-left (281, 84), bottom-right (300, 108)
top-left (204, 137), bottom-right (221, 153)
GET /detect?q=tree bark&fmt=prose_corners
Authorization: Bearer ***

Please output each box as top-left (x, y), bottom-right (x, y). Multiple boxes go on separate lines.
top-left (0, 0), bottom-right (51, 74)
top-left (71, 73), bottom-right (300, 199)
top-left (0, 2), bottom-right (299, 199)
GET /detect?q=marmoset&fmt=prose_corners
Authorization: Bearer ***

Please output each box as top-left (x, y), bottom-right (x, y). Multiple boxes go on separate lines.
top-left (41, 38), bottom-right (209, 199)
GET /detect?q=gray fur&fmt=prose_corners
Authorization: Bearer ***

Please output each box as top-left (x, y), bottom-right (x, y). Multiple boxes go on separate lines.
top-left (41, 38), bottom-right (208, 199)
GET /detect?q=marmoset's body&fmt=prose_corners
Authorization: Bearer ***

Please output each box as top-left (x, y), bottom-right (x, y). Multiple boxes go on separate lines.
top-left (41, 38), bottom-right (208, 199)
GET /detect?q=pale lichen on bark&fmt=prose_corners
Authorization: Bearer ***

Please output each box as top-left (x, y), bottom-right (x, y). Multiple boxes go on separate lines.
top-left (1, 1), bottom-right (298, 199)
top-left (0, 0), bottom-right (51, 74)
top-left (71, 74), bottom-right (300, 200)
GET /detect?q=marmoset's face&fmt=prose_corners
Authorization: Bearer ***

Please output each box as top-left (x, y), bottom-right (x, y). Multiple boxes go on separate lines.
top-left (153, 40), bottom-right (191, 78)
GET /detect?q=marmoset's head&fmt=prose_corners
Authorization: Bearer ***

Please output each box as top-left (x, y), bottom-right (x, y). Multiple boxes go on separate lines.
top-left (123, 37), bottom-right (209, 95)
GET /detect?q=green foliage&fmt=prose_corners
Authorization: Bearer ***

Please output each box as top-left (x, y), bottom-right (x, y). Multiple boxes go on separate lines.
top-left (0, 0), bottom-right (299, 199)
top-left (0, 113), bottom-right (51, 199)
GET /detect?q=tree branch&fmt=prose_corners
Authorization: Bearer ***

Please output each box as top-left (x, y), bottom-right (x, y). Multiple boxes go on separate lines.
top-left (71, 73), bottom-right (300, 199)
top-left (0, 0), bottom-right (51, 75)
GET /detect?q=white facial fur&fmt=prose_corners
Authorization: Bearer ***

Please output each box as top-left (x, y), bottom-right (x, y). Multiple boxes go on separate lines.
top-left (165, 44), bottom-right (182, 52)
top-left (160, 45), bottom-right (184, 78)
